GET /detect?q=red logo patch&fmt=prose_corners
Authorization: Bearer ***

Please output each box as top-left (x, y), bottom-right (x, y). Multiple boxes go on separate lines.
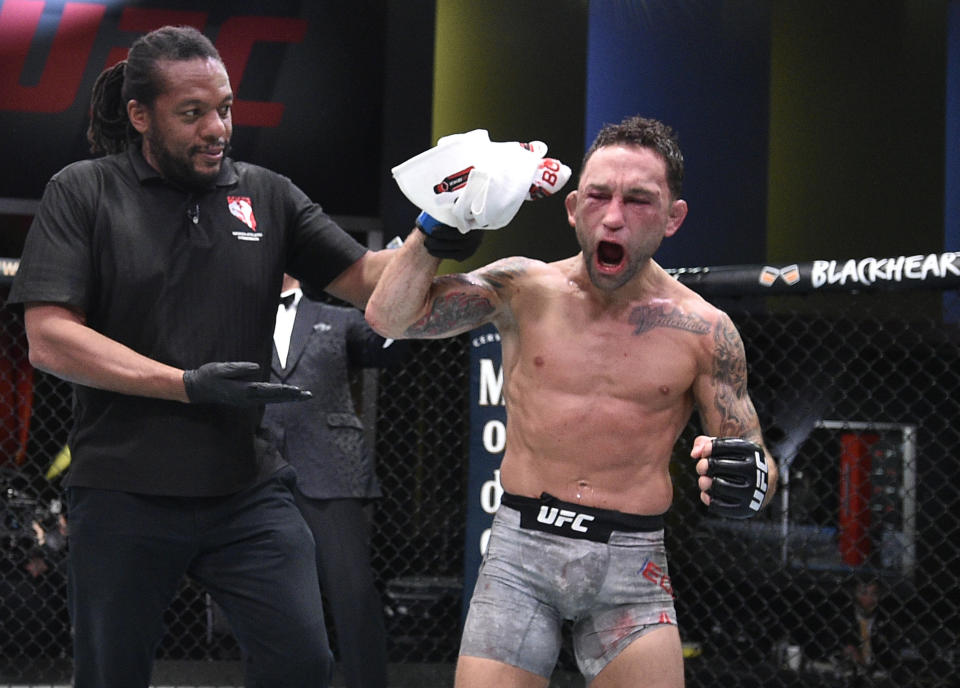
top-left (228, 196), bottom-right (257, 231)
top-left (432, 166), bottom-right (474, 194)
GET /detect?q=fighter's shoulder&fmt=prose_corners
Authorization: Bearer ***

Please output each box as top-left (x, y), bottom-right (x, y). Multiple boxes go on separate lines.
top-left (659, 278), bottom-right (739, 350)
top-left (664, 274), bottom-right (724, 320)
top-left (471, 255), bottom-right (550, 288)
top-left (684, 291), bottom-right (725, 325)
top-left (672, 289), bottom-right (743, 361)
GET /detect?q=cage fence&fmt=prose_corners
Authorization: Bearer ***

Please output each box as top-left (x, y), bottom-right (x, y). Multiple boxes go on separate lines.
top-left (0, 257), bottom-right (958, 687)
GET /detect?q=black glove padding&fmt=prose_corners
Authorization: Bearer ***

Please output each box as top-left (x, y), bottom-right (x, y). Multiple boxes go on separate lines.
top-left (705, 437), bottom-right (769, 519)
top-left (416, 211), bottom-right (483, 261)
top-left (183, 361), bottom-right (312, 406)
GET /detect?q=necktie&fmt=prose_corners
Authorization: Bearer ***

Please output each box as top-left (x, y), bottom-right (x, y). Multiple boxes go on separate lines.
top-left (279, 292), bottom-right (295, 309)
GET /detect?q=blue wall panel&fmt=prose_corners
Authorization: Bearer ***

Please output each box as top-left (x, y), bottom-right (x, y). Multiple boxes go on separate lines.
top-left (586, 1), bottom-right (771, 269)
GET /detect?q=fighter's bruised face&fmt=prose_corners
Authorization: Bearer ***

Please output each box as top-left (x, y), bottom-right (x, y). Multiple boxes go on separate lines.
top-left (565, 145), bottom-right (687, 291)
top-left (128, 57), bottom-right (233, 191)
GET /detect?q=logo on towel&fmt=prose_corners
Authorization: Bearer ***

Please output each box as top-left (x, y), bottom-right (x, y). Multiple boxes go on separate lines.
top-left (433, 166), bottom-right (474, 194)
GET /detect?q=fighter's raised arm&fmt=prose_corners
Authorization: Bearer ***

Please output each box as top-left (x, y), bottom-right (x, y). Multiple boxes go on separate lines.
top-left (364, 227), bottom-right (530, 340)
top-left (367, 128), bottom-right (572, 340)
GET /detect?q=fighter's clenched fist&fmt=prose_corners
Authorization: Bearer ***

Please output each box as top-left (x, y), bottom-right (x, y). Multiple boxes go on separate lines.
top-left (692, 435), bottom-right (774, 519)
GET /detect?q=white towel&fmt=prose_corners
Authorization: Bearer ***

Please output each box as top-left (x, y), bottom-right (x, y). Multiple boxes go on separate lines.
top-left (392, 129), bottom-right (571, 234)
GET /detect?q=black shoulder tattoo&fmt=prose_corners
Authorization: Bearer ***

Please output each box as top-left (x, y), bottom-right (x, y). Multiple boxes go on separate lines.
top-left (628, 303), bottom-right (712, 336)
top-left (481, 258), bottom-right (529, 292)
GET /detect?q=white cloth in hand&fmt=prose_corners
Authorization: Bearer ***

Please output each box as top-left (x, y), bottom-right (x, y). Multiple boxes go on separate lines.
top-left (392, 129), bottom-right (572, 234)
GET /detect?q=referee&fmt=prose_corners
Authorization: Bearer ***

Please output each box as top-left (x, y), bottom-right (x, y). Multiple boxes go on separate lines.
top-left (8, 25), bottom-right (394, 688)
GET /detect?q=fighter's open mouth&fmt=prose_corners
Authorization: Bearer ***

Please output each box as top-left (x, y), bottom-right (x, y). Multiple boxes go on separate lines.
top-left (597, 241), bottom-right (624, 266)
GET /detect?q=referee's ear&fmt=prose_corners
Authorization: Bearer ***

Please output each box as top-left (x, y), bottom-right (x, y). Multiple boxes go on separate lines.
top-left (127, 99), bottom-right (150, 135)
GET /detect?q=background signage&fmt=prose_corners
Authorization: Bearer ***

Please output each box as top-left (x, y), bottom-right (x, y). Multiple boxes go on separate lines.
top-left (0, 0), bottom-right (386, 215)
top-left (463, 323), bottom-right (505, 620)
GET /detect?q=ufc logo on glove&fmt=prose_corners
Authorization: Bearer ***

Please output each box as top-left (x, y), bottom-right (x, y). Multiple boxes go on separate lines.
top-left (705, 438), bottom-right (769, 519)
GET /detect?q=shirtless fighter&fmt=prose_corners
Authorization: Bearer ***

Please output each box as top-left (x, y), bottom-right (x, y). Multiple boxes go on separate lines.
top-left (365, 115), bottom-right (778, 688)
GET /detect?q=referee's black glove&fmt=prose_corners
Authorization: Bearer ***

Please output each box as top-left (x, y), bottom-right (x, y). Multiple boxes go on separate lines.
top-left (183, 362), bottom-right (312, 406)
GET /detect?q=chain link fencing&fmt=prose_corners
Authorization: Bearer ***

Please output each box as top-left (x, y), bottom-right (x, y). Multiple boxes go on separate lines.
top-left (1, 259), bottom-right (958, 687)
top-left (667, 270), bottom-right (960, 688)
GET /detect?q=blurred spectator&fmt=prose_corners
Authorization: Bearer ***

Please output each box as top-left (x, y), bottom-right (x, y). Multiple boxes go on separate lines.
top-left (0, 497), bottom-right (70, 659)
top-left (262, 274), bottom-right (409, 688)
top-left (838, 575), bottom-right (902, 686)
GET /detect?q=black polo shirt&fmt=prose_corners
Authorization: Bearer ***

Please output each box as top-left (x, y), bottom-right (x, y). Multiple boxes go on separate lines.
top-left (9, 148), bottom-right (366, 496)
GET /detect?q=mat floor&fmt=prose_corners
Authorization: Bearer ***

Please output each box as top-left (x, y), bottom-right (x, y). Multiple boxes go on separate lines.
top-left (0, 660), bottom-right (585, 688)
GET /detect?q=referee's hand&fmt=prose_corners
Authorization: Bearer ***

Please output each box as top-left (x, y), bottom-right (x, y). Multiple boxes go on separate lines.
top-left (183, 361), bottom-right (312, 406)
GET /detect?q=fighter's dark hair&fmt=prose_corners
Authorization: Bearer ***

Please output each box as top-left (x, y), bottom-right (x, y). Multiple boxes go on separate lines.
top-left (581, 115), bottom-right (685, 199)
top-left (86, 25), bottom-right (221, 156)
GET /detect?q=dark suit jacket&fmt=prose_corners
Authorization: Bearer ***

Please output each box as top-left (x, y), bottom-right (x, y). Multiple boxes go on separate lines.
top-left (262, 299), bottom-right (407, 499)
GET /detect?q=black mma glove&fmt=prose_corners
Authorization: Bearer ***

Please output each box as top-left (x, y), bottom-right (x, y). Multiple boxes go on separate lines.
top-left (416, 211), bottom-right (483, 261)
top-left (705, 437), bottom-right (769, 519)
top-left (183, 361), bottom-right (312, 406)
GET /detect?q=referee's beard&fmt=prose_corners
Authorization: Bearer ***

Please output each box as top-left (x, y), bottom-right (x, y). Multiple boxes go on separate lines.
top-left (144, 129), bottom-right (230, 191)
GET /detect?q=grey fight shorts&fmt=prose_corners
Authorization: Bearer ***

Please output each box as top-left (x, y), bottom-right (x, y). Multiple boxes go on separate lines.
top-left (459, 492), bottom-right (678, 683)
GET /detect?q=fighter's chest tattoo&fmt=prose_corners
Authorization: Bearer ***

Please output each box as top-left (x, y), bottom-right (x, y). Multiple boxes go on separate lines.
top-left (627, 304), bottom-right (711, 336)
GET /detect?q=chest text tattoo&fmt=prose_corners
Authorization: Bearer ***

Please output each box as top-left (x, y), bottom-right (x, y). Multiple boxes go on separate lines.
top-left (628, 304), bottom-right (712, 336)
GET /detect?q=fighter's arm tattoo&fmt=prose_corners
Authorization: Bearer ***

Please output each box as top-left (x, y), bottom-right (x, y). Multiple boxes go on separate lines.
top-left (404, 259), bottom-right (527, 338)
top-left (710, 312), bottom-right (762, 441)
